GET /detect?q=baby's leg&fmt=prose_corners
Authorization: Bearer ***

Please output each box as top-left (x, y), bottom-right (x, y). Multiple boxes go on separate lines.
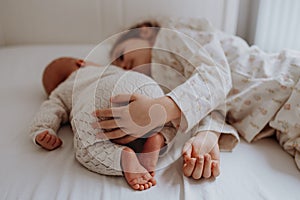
top-left (138, 133), bottom-right (165, 176)
top-left (121, 147), bottom-right (156, 190)
top-left (75, 138), bottom-right (155, 190)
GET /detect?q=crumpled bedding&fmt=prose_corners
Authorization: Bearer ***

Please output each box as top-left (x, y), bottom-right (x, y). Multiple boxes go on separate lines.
top-left (214, 34), bottom-right (300, 170)
top-left (270, 78), bottom-right (300, 170)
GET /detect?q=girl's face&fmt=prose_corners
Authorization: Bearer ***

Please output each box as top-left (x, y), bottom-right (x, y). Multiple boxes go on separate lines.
top-left (111, 38), bottom-right (152, 71)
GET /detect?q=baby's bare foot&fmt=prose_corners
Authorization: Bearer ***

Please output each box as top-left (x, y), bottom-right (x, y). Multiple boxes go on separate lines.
top-left (35, 131), bottom-right (62, 151)
top-left (122, 147), bottom-right (156, 190)
top-left (138, 152), bottom-right (159, 176)
top-left (138, 133), bottom-right (165, 175)
top-left (124, 170), bottom-right (156, 190)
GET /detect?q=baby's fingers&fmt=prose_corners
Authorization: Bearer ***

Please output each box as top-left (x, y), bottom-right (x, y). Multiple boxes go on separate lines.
top-left (36, 131), bottom-right (48, 142)
top-left (46, 135), bottom-right (62, 150)
top-left (36, 131), bottom-right (62, 150)
top-left (49, 134), bottom-right (58, 145)
top-left (52, 135), bottom-right (62, 145)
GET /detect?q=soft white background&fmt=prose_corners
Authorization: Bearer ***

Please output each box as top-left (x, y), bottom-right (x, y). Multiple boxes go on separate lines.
top-left (0, 0), bottom-right (240, 46)
top-left (0, 0), bottom-right (274, 48)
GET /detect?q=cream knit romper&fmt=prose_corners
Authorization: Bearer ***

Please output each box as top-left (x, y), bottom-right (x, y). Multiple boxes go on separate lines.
top-left (30, 66), bottom-right (175, 176)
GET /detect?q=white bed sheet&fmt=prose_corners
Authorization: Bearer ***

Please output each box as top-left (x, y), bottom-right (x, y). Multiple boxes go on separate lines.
top-left (0, 45), bottom-right (300, 200)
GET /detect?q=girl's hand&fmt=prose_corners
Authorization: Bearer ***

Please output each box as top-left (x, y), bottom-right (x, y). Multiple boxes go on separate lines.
top-left (182, 131), bottom-right (220, 179)
top-left (92, 94), bottom-right (180, 140)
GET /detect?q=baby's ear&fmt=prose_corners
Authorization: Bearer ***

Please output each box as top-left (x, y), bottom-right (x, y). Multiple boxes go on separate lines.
top-left (139, 26), bottom-right (154, 40)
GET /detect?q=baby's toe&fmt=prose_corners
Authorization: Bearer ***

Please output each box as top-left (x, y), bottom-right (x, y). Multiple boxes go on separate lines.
top-left (131, 183), bottom-right (140, 190)
top-left (139, 184), bottom-right (145, 191)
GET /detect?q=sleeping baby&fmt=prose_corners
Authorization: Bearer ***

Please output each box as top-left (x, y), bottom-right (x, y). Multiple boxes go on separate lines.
top-left (29, 57), bottom-right (176, 191)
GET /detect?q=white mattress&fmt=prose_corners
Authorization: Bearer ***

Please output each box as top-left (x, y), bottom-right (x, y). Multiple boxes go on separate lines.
top-left (0, 45), bottom-right (300, 200)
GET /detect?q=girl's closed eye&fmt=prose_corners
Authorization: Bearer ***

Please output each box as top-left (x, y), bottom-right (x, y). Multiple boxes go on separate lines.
top-left (112, 50), bottom-right (125, 67)
top-left (118, 52), bottom-right (124, 61)
top-left (115, 48), bottom-right (125, 62)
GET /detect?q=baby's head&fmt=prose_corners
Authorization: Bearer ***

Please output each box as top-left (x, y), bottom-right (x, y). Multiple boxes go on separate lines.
top-left (110, 21), bottom-right (160, 74)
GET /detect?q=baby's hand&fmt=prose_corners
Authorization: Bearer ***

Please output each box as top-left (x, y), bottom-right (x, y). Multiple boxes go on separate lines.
top-left (35, 130), bottom-right (63, 151)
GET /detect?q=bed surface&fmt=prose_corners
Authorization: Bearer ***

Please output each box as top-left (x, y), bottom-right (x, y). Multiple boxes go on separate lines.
top-left (1, 45), bottom-right (300, 200)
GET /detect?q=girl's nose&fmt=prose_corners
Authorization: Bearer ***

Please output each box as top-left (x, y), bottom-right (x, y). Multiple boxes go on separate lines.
top-left (121, 61), bottom-right (132, 70)
top-left (120, 62), bottom-right (128, 69)
top-left (124, 65), bottom-right (131, 70)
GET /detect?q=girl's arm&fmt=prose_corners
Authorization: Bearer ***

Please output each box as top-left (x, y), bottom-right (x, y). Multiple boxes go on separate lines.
top-left (93, 30), bottom-right (232, 139)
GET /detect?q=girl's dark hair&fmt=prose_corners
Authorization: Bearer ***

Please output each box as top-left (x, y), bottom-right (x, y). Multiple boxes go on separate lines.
top-left (110, 21), bottom-right (160, 57)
